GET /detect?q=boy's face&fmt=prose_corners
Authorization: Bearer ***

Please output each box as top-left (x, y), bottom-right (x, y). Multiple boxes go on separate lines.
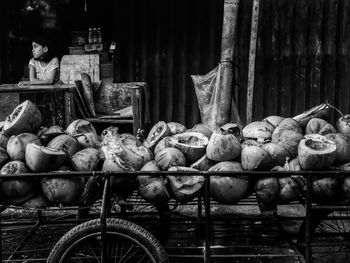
top-left (32, 41), bottom-right (48, 59)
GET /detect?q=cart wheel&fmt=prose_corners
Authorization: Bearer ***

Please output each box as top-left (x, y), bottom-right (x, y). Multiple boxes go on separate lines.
top-left (297, 210), bottom-right (350, 262)
top-left (47, 218), bottom-right (169, 263)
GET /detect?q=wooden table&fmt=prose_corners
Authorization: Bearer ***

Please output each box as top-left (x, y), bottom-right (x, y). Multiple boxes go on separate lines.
top-left (0, 84), bottom-right (75, 128)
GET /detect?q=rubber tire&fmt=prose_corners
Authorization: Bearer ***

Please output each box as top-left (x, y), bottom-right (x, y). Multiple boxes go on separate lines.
top-left (47, 218), bottom-right (169, 263)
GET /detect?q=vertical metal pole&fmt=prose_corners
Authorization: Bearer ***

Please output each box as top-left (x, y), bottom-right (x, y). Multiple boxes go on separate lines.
top-left (100, 175), bottom-right (110, 263)
top-left (305, 176), bottom-right (312, 263)
top-left (0, 206), bottom-right (2, 262)
top-left (204, 175), bottom-right (211, 263)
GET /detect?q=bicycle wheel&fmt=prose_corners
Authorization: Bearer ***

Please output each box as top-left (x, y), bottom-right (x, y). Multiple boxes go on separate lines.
top-left (297, 210), bottom-right (350, 262)
top-left (47, 218), bottom-right (168, 263)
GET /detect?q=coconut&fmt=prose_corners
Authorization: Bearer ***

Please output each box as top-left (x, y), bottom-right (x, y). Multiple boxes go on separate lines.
top-left (335, 114), bottom-right (350, 136)
top-left (263, 115), bottom-right (285, 129)
top-left (255, 177), bottom-right (279, 206)
top-left (241, 140), bottom-right (273, 171)
top-left (206, 124), bottom-right (242, 162)
top-left (167, 122), bottom-right (187, 135)
top-left (71, 148), bottom-right (101, 171)
top-left (262, 142), bottom-right (291, 167)
top-left (271, 129), bottom-right (304, 158)
top-left (167, 166), bottom-right (204, 203)
top-left (284, 157), bottom-right (302, 171)
top-left (0, 161), bottom-right (35, 205)
top-left (137, 161), bottom-right (170, 204)
top-left (119, 133), bottom-right (141, 147)
top-left (298, 134), bottom-right (336, 170)
top-left (188, 123), bottom-right (213, 139)
top-left (3, 100), bottom-right (42, 135)
top-left (37, 125), bottom-right (66, 144)
top-left (75, 132), bottom-right (100, 148)
top-left (25, 143), bottom-right (66, 172)
top-left (305, 118), bottom-right (336, 135)
top-left (341, 177), bottom-right (350, 200)
top-left (0, 131), bottom-right (10, 149)
top-left (242, 121), bottom-right (274, 142)
top-left (278, 176), bottom-right (305, 203)
top-left (190, 154), bottom-right (217, 171)
top-left (47, 134), bottom-right (80, 158)
top-left (22, 194), bottom-right (51, 209)
top-left (154, 136), bottom-right (172, 156)
top-left (66, 119), bottom-right (97, 135)
top-left (41, 176), bottom-right (85, 205)
top-left (325, 133), bottom-right (350, 164)
top-left (102, 156), bottom-right (136, 194)
top-left (7, 133), bottom-right (41, 161)
top-left (312, 176), bottom-right (338, 201)
top-left (143, 121), bottom-right (171, 150)
top-left (118, 142), bottom-right (153, 171)
top-left (209, 161), bottom-right (249, 204)
top-left (272, 118), bottom-right (303, 136)
top-left (169, 132), bottom-right (208, 162)
top-left (155, 148), bottom-right (186, 170)
top-left (0, 147), bottom-right (9, 168)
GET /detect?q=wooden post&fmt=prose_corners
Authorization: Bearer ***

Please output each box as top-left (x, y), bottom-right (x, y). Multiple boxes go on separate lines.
top-left (246, 0), bottom-right (260, 124)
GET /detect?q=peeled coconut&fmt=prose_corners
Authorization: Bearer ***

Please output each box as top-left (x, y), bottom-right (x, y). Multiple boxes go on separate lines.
top-left (37, 125), bottom-right (65, 144)
top-left (143, 121), bottom-right (171, 150)
top-left (209, 161), bottom-right (249, 204)
top-left (75, 132), bottom-right (100, 148)
top-left (66, 119), bottom-right (97, 136)
top-left (206, 123), bottom-right (242, 161)
top-left (167, 166), bottom-right (204, 203)
top-left (272, 118), bottom-right (303, 136)
top-left (271, 129), bottom-right (304, 158)
top-left (154, 136), bottom-right (172, 156)
top-left (41, 176), bottom-right (85, 205)
top-left (137, 161), bottom-right (170, 204)
top-left (241, 140), bottom-right (273, 171)
top-left (190, 154), bottom-right (217, 171)
top-left (312, 176), bottom-right (338, 201)
top-left (167, 122), bottom-right (187, 135)
top-left (262, 142), bottom-right (291, 167)
top-left (0, 161), bottom-right (35, 205)
top-left (7, 133), bottom-right (41, 161)
top-left (325, 133), bottom-right (350, 164)
top-left (242, 121), bottom-right (274, 142)
top-left (118, 141), bottom-right (153, 171)
top-left (47, 134), bottom-right (80, 158)
top-left (3, 100), bottom-right (42, 135)
top-left (188, 123), bottom-right (213, 139)
top-left (263, 115), bottom-right (285, 129)
top-left (255, 177), bottom-right (279, 206)
top-left (170, 131), bottom-right (208, 162)
top-left (305, 118), bottom-right (336, 135)
top-left (0, 147), bottom-right (9, 168)
top-left (335, 114), bottom-right (350, 136)
top-left (298, 134), bottom-right (336, 170)
top-left (25, 143), bottom-right (66, 172)
top-left (71, 148), bottom-right (101, 171)
top-left (155, 148), bottom-right (186, 170)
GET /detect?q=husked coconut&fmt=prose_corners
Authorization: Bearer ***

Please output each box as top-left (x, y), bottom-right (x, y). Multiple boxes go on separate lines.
top-left (190, 154), bottom-right (217, 171)
top-left (71, 148), bottom-right (101, 171)
top-left (119, 133), bottom-right (141, 146)
top-left (188, 123), bottom-right (213, 139)
top-left (278, 176), bottom-right (305, 203)
top-left (312, 176), bottom-right (338, 201)
top-left (0, 161), bottom-right (35, 205)
top-left (155, 148), bottom-right (186, 170)
top-left (206, 123), bottom-right (242, 162)
top-left (209, 161), bottom-right (249, 204)
top-left (47, 134), bottom-right (80, 158)
top-left (22, 194), bottom-right (51, 209)
top-left (167, 122), bottom-right (187, 135)
top-left (0, 147), bottom-right (9, 168)
top-left (170, 131), bottom-right (208, 162)
top-left (242, 121), bottom-right (274, 142)
top-left (37, 125), bottom-right (65, 144)
top-left (341, 177), bottom-right (350, 200)
top-left (272, 118), bottom-right (303, 136)
top-left (262, 142), bottom-right (291, 167)
top-left (293, 103), bottom-right (330, 128)
top-left (143, 121), bottom-right (171, 150)
top-left (298, 134), bottom-right (336, 170)
top-left (7, 133), bottom-right (41, 161)
top-left (263, 115), bottom-right (285, 129)
top-left (75, 132), bottom-right (101, 148)
top-left (66, 119), bottom-right (97, 135)
top-left (0, 131), bottom-right (10, 149)
top-left (336, 114), bottom-right (350, 136)
top-left (241, 140), bottom-right (273, 171)
top-left (271, 129), bottom-right (304, 158)
top-left (167, 166), bottom-right (204, 203)
top-left (137, 161), bottom-right (170, 204)
top-left (154, 136), bottom-right (172, 156)
top-left (325, 133), bottom-right (350, 164)
top-left (3, 100), bottom-right (42, 135)
top-left (255, 177), bottom-right (279, 206)
top-left (25, 143), bottom-right (66, 172)
top-left (118, 141), bottom-right (153, 170)
top-left (305, 118), bottom-right (336, 135)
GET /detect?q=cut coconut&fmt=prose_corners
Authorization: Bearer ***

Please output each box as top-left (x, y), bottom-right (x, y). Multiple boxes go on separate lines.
top-left (263, 115), bottom-right (285, 129)
top-left (190, 154), bottom-right (217, 171)
top-left (25, 143), bottom-right (66, 172)
top-left (71, 148), bottom-right (101, 171)
top-left (167, 122), bottom-right (187, 135)
top-left (336, 114), bottom-right (350, 137)
top-left (47, 134), bottom-right (80, 158)
top-left (75, 132), bottom-right (100, 148)
top-left (38, 125), bottom-right (66, 144)
top-left (66, 119), bottom-right (97, 135)
top-left (298, 134), bottom-right (336, 170)
top-left (242, 121), bottom-right (274, 142)
top-left (170, 131), bottom-right (208, 162)
top-left (118, 142), bottom-right (153, 171)
top-left (7, 133), bottom-right (41, 161)
top-left (154, 136), bottom-right (173, 156)
top-left (143, 121), bottom-right (171, 150)
top-left (155, 148), bottom-right (186, 170)
top-left (4, 100), bottom-right (42, 135)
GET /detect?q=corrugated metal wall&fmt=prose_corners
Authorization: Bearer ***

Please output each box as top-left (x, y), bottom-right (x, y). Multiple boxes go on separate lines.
top-left (111, 0), bottom-right (350, 128)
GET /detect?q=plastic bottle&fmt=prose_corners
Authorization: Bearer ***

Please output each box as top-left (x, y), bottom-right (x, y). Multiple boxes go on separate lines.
top-left (92, 28), bottom-right (98, 43)
top-left (88, 28), bottom-right (93, 44)
top-left (97, 27), bottom-right (102, 43)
